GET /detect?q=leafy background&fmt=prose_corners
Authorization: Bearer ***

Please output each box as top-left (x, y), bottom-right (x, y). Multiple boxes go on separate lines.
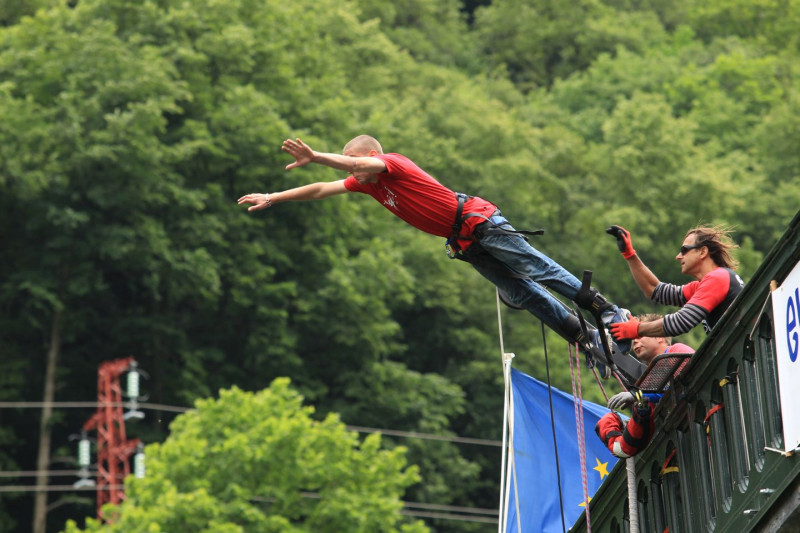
top-left (1, 0), bottom-right (798, 531)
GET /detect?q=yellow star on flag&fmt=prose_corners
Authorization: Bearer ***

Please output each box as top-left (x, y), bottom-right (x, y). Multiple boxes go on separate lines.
top-left (579, 497), bottom-right (592, 507)
top-left (593, 457), bottom-right (609, 480)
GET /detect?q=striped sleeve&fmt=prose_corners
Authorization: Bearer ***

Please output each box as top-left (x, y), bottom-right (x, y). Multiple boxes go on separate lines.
top-left (651, 282), bottom-right (688, 307)
top-left (662, 303), bottom-right (708, 336)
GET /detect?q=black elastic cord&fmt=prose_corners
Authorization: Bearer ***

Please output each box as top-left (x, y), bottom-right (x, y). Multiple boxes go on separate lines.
top-left (542, 320), bottom-right (568, 533)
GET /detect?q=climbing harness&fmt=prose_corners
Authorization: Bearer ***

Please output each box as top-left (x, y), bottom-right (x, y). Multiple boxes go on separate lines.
top-left (445, 192), bottom-right (544, 260)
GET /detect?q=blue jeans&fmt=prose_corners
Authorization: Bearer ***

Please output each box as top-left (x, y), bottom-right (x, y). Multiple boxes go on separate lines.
top-left (463, 214), bottom-right (590, 333)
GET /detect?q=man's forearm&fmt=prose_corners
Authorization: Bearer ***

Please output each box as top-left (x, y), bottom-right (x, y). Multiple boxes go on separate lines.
top-left (638, 318), bottom-right (666, 337)
top-left (626, 255), bottom-right (660, 299)
top-left (271, 181), bottom-right (345, 203)
top-left (310, 152), bottom-right (357, 173)
top-left (310, 152), bottom-right (386, 174)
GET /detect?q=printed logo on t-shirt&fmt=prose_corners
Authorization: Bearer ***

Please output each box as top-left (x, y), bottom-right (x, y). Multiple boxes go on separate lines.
top-left (381, 185), bottom-right (399, 210)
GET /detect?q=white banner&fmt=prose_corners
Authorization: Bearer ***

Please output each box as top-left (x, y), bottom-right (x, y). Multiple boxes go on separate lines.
top-left (771, 261), bottom-right (800, 452)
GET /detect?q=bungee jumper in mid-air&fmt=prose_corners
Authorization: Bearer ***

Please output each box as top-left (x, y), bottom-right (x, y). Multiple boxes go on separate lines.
top-left (238, 135), bottom-right (644, 384)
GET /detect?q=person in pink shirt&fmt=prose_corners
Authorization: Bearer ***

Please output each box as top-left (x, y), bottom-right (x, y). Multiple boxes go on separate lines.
top-left (606, 225), bottom-right (744, 343)
top-left (606, 313), bottom-right (695, 410)
top-left (598, 311), bottom-right (697, 457)
top-left (238, 136), bottom-right (639, 379)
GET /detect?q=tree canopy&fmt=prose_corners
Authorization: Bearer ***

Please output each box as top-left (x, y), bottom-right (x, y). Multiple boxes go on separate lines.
top-left (0, 0), bottom-right (798, 531)
top-left (63, 379), bottom-right (427, 533)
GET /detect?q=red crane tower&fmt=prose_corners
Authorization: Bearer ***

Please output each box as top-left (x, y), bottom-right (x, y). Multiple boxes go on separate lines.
top-left (81, 357), bottom-right (142, 519)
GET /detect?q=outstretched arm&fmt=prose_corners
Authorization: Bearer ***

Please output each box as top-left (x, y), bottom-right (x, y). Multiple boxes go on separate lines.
top-left (610, 315), bottom-right (667, 341)
top-left (637, 317), bottom-right (666, 337)
top-left (282, 138), bottom-right (386, 174)
top-left (625, 254), bottom-right (661, 299)
top-left (237, 180), bottom-right (348, 212)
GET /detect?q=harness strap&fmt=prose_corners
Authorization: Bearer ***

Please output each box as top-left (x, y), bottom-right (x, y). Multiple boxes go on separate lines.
top-left (660, 449), bottom-right (679, 477)
top-left (447, 193), bottom-right (544, 257)
top-left (451, 193), bottom-right (491, 240)
top-left (703, 403), bottom-right (725, 437)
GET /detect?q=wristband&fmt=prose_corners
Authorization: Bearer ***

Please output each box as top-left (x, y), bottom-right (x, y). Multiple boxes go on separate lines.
top-left (264, 193), bottom-right (272, 207)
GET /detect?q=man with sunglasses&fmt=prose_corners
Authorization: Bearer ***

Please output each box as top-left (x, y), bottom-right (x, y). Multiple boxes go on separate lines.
top-left (605, 225), bottom-right (744, 342)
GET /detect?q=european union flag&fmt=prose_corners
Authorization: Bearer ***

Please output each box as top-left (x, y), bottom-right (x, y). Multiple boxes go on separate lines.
top-left (504, 368), bottom-right (619, 533)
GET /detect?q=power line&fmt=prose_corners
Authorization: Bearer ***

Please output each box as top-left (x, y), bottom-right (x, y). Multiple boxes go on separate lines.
top-left (0, 401), bottom-right (502, 447)
top-left (252, 492), bottom-right (497, 517)
top-left (343, 425), bottom-right (500, 446)
top-left (0, 471), bottom-right (92, 478)
top-left (0, 403), bottom-right (503, 524)
top-left (0, 476), bottom-right (498, 517)
top-left (0, 485), bottom-right (119, 493)
top-left (402, 500), bottom-right (498, 516)
top-left (2, 480), bottom-right (499, 517)
top-left (401, 509), bottom-right (498, 524)
top-left (0, 482), bottom-right (499, 524)
top-left (0, 401), bottom-right (187, 413)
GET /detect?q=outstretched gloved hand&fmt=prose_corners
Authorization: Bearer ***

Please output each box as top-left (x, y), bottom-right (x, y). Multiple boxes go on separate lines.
top-left (607, 391), bottom-right (635, 410)
top-left (606, 225), bottom-right (636, 259)
top-left (610, 316), bottom-right (641, 340)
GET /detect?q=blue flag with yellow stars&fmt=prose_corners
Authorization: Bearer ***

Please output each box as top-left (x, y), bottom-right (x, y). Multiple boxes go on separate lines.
top-left (505, 368), bottom-right (619, 533)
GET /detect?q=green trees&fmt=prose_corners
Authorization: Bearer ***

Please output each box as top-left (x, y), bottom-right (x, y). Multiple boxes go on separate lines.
top-left (0, 0), bottom-right (798, 531)
top-left (472, 0), bottom-right (666, 89)
top-left (63, 379), bottom-right (427, 533)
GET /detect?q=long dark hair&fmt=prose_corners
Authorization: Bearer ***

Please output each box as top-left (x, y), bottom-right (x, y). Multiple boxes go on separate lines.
top-left (686, 225), bottom-right (739, 270)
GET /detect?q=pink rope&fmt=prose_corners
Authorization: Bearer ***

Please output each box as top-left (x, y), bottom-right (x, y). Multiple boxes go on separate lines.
top-left (590, 366), bottom-right (610, 404)
top-left (569, 343), bottom-right (592, 532)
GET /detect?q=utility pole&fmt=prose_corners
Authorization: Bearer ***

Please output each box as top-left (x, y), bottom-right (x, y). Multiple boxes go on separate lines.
top-left (81, 357), bottom-right (142, 520)
top-left (32, 308), bottom-right (62, 533)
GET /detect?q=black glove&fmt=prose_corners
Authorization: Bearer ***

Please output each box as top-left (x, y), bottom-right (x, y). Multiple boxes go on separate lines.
top-left (606, 225), bottom-right (636, 259)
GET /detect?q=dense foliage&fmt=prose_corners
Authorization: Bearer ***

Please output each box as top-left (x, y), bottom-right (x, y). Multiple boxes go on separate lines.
top-left (62, 380), bottom-right (427, 532)
top-left (0, 0), bottom-right (798, 531)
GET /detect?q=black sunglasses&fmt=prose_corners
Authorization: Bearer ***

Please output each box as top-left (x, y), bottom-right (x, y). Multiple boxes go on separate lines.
top-left (679, 244), bottom-right (704, 255)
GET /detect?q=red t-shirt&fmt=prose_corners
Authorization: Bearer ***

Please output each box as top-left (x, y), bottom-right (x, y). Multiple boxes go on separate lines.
top-left (681, 267), bottom-right (744, 329)
top-left (344, 153), bottom-right (496, 249)
top-left (682, 268), bottom-right (729, 310)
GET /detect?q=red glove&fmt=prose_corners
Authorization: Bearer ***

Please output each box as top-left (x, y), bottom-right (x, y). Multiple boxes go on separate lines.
top-left (610, 317), bottom-right (640, 340)
top-left (606, 225), bottom-right (636, 259)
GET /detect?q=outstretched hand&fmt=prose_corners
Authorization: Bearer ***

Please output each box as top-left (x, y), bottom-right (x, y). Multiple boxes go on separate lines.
top-left (606, 225), bottom-right (636, 259)
top-left (237, 193), bottom-right (272, 212)
top-left (282, 138), bottom-right (314, 170)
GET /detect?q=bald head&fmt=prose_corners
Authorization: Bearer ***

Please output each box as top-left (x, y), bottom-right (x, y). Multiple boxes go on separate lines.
top-left (343, 135), bottom-right (383, 156)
